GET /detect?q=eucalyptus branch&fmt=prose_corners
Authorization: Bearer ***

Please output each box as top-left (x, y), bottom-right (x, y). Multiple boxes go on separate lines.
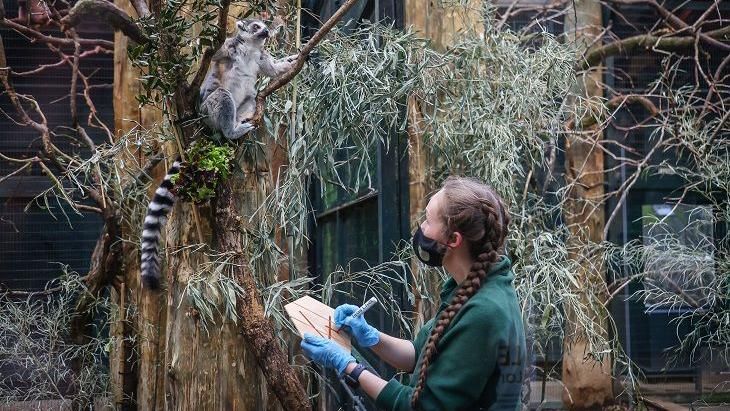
top-left (0, 273), bottom-right (89, 297)
top-left (570, 94), bottom-right (660, 130)
top-left (250, 0), bottom-right (361, 126)
top-left (61, 0), bottom-right (147, 44)
top-left (705, 108), bottom-right (730, 150)
top-left (120, 152), bottom-right (164, 193)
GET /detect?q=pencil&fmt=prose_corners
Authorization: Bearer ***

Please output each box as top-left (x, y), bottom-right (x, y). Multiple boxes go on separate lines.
top-left (300, 310), bottom-right (325, 338)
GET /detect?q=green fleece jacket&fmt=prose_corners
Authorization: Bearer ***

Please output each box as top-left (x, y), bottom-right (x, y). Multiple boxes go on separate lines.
top-left (375, 256), bottom-right (526, 411)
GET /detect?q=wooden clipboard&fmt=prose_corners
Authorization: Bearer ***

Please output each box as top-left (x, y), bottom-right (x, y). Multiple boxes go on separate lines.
top-left (284, 295), bottom-right (352, 351)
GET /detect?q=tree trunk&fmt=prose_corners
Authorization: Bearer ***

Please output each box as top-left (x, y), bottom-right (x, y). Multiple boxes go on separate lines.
top-left (162, 199), bottom-right (278, 410)
top-left (562, 1), bottom-right (614, 409)
top-left (110, 4), bottom-right (308, 408)
top-left (405, 95), bottom-right (432, 330)
top-left (403, 0), bottom-right (480, 50)
top-left (111, 0), bottom-right (169, 406)
top-left (211, 146), bottom-right (311, 411)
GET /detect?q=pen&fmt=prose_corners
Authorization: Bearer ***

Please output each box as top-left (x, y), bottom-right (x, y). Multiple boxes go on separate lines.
top-left (335, 296), bottom-right (378, 331)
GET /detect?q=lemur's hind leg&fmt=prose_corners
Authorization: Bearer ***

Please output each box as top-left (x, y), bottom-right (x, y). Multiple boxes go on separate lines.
top-left (201, 89), bottom-right (255, 141)
top-left (236, 94), bottom-right (256, 124)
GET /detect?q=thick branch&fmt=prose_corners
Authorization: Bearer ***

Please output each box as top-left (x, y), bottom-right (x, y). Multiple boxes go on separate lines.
top-left (215, 182), bottom-right (310, 411)
top-left (608, 0), bottom-right (730, 51)
top-left (250, 0), bottom-right (361, 126)
top-left (131, 0), bottom-right (151, 18)
top-left (61, 0), bottom-right (147, 44)
top-left (186, 0), bottom-right (231, 105)
top-left (581, 25), bottom-right (730, 70)
top-left (69, 211), bottom-right (123, 406)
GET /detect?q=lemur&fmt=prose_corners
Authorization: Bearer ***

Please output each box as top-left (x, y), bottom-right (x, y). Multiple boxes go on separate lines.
top-left (200, 18), bottom-right (297, 140)
top-left (140, 19), bottom-right (297, 290)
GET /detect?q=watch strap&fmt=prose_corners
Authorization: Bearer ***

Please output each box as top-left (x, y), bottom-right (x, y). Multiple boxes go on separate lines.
top-left (346, 363), bottom-right (367, 388)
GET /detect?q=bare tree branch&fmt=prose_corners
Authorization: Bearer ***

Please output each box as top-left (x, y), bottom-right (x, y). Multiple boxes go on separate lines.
top-left (11, 46), bottom-right (111, 76)
top-left (0, 18), bottom-right (114, 49)
top-left (60, 0), bottom-right (147, 44)
top-left (702, 51), bottom-right (730, 116)
top-left (581, 25), bottom-right (730, 70)
top-left (69, 31), bottom-right (80, 128)
top-left (608, 0), bottom-right (730, 51)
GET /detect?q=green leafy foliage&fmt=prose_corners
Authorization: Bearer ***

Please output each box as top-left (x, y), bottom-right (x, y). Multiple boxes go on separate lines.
top-left (175, 141), bottom-right (234, 203)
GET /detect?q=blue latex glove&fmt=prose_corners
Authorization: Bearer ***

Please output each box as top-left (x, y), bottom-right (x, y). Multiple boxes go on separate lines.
top-left (334, 304), bottom-right (380, 347)
top-left (300, 333), bottom-right (356, 375)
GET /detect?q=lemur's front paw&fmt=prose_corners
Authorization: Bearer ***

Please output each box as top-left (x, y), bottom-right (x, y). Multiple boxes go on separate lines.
top-left (241, 121), bottom-right (256, 134)
top-left (286, 54), bottom-right (299, 63)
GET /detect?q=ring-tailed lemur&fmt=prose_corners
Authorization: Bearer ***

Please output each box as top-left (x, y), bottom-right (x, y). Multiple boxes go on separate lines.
top-left (141, 19), bottom-right (297, 289)
top-left (140, 160), bottom-right (180, 290)
top-left (199, 18), bottom-right (298, 140)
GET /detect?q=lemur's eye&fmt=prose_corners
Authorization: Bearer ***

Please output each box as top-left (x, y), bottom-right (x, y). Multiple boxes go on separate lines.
top-left (252, 24), bottom-right (260, 30)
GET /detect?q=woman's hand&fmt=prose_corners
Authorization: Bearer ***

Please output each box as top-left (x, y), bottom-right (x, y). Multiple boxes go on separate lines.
top-left (334, 304), bottom-right (380, 347)
top-left (300, 333), bottom-right (356, 375)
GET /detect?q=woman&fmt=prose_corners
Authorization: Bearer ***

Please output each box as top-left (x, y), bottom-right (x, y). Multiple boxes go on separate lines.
top-left (301, 177), bottom-right (526, 410)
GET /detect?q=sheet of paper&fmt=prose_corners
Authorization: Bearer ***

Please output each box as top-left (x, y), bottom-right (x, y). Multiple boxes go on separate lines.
top-left (284, 295), bottom-right (352, 351)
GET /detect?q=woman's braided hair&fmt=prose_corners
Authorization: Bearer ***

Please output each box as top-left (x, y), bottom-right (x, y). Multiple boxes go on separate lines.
top-left (410, 177), bottom-right (510, 409)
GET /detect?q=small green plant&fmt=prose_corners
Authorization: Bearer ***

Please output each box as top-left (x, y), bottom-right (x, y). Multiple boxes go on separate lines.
top-left (175, 141), bottom-right (234, 203)
top-left (197, 143), bottom-right (234, 178)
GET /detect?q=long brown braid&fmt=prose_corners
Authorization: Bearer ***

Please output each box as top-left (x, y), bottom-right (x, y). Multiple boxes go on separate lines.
top-left (410, 177), bottom-right (511, 409)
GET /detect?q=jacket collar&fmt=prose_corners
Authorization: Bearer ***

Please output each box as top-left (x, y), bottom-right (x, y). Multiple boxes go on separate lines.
top-left (438, 256), bottom-right (512, 311)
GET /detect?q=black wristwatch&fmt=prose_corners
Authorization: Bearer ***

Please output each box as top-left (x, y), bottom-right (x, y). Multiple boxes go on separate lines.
top-left (344, 363), bottom-right (367, 389)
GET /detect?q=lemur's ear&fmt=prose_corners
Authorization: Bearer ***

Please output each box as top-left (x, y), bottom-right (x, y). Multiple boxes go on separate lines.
top-left (236, 20), bottom-right (247, 32)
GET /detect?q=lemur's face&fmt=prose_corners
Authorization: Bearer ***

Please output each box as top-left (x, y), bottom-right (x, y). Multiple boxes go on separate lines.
top-left (236, 19), bottom-right (269, 42)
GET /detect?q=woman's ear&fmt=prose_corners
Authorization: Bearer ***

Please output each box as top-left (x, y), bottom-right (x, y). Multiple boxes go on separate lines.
top-left (447, 231), bottom-right (463, 249)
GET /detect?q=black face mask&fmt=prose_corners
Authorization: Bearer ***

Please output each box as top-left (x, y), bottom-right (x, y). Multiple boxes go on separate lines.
top-left (412, 227), bottom-right (447, 267)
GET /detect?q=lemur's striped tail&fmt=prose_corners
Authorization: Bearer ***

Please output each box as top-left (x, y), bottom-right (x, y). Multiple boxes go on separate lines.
top-left (140, 160), bottom-right (181, 290)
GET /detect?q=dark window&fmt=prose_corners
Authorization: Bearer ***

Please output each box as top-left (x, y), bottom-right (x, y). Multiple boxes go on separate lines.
top-left (604, 0), bottom-right (729, 380)
top-left (304, 0), bottom-right (409, 409)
